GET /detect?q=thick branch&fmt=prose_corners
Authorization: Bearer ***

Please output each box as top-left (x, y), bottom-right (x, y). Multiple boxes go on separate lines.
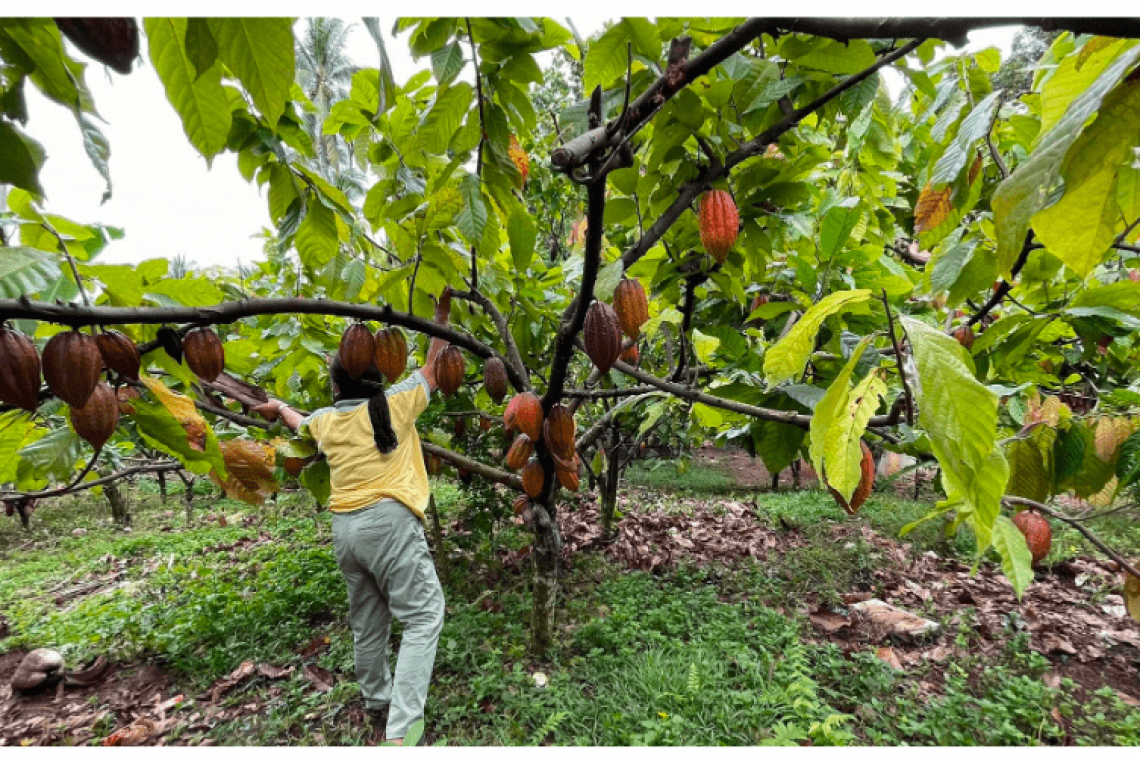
top-left (1003, 496), bottom-right (1140, 583)
top-left (5, 462), bottom-right (183, 501)
top-left (564, 385), bottom-right (657, 400)
top-left (422, 442), bottom-right (521, 491)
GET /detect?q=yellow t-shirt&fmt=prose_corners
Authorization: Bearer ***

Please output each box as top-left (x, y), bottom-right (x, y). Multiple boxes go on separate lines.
top-left (300, 371), bottom-right (431, 520)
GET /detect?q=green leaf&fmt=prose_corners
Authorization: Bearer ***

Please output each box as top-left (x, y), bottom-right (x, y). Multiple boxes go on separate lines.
top-left (622, 18), bottom-right (660, 60)
top-left (146, 18), bottom-right (232, 163)
top-left (593, 259), bottom-right (624, 302)
top-left (1004, 427), bottom-right (1055, 503)
top-left (930, 91), bottom-right (1002, 186)
top-left (19, 424), bottom-right (82, 482)
top-left (820, 198), bottom-right (861, 259)
top-left (420, 82), bottom-right (473, 154)
top-left (1040, 38), bottom-right (1131, 138)
top-left (81, 264), bottom-right (142, 306)
top-left (0, 120), bottom-right (45, 196)
top-left (795, 39), bottom-right (876, 75)
top-left (2, 19), bottom-right (83, 111)
top-left (691, 329), bottom-right (720, 364)
top-left (144, 277), bottom-right (224, 307)
top-left (131, 397), bottom-right (224, 476)
top-left (991, 515), bottom-right (1036, 599)
top-left (361, 18), bottom-right (398, 114)
top-left (0, 410), bottom-right (35, 484)
top-left (296, 199), bottom-right (340, 269)
top-left (507, 205), bottom-right (537, 271)
top-left (207, 18), bottom-right (294, 127)
top-left (76, 114), bottom-right (112, 203)
top-left (1116, 431), bottom-right (1140, 489)
top-left (0, 246), bottom-right (61, 298)
top-left (456, 174), bottom-right (487, 245)
top-left (431, 41), bottom-right (465, 85)
top-left (342, 258), bottom-right (366, 301)
top-left (992, 43), bottom-right (1140, 275)
top-left (583, 23), bottom-right (632, 93)
top-left (1053, 423), bottom-right (1088, 492)
top-left (184, 18), bottom-right (218, 78)
top-left (764, 289), bottom-right (872, 386)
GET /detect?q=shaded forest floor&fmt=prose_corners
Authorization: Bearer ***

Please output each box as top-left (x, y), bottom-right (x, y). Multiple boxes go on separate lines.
top-left (1, 451), bottom-right (1138, 746)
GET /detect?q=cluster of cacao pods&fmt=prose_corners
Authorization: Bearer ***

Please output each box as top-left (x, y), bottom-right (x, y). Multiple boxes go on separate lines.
top-left (337, 322), bottom-right (410, 384)
top-left (583, 277), bottom-right (651, 374)
top-left (825, 441), bottom-right (875, 516)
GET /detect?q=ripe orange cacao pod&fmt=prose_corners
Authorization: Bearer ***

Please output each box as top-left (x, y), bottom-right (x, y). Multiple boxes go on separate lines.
top-left (425, 450), bottom-right (443, 476)
top-left (42, 329), bottom-right (102, 409)
top-left (512, 494), bottom-right (530, 515)
top-left (0, 326), bottom-right (42, 412)
top-left (483, 357), bottom-right (509, 404)
top-left (1012, 510), bottom-right (1052, 565)
top-left (182, 327), bottom-right (225, 382)
top-left (504, 392), bottom-right (543, 441)
top-left (339, 323), bottom-right (375, 379)
top-left (505, 434), bottom-right (534, 471)
top-left (116, 386), bottom-right (140, 415)
top-left (521, 457), bottom-right (544, 498)
top-left (827, 441), bottom-right (875, 516)
top-left (583, 301), bottom-right (623, 373)
top-left (70, 381), bottom-right (119, 449)
top-left (283, 457), bottom-right (311, 478)
top-left (509, 135), bottom-right (529, 187)
top-left (613, 278), bottom-right (649, 340)
top-left (953, 324), bottom-right (975, 350)
top-left (619, 343), bottom-right (639, 366)
top-left (55, 18), bottom-right (139, 75)
top-left (699, 190), bottom-right (739, 263)
top-left (543, 404), bottom-right (576, 459)
top-left (373, 327), bottom-right (408, 384)
top-left (95, 330), bottom-right (140, 381)
top-left (435, 345), bottom-right (465, 397)
top-left (554, 453), bottom-right (581, 492)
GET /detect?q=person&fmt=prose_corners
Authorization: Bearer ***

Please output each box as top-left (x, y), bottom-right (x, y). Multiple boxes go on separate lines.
top-left (253, 289), bottom-right (453, 745)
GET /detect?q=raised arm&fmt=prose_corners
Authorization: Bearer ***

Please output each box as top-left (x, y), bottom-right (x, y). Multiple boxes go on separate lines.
top-left (252, 399), bottom-right (307, 433)
top-left (418, 287), bottom-right (452, 394)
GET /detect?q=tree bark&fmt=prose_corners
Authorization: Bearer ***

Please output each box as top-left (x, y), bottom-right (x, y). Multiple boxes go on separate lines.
top-left (105, 477), bottom-right (130, 527)
top-left (600, 423), bottom-right (622, 540)
top-left (157, 470), bottom-right (167, 504)
top-left (530, 503), bottom-right (560, 657)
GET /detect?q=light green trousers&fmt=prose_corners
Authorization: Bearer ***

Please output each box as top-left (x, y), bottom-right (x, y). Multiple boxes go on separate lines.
top-left (331, 499), bottom-right (445, 741)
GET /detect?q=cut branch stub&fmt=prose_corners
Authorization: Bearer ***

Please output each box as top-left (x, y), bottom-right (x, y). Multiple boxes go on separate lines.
top-left (42, 329), bottom-right (102, 409)
top-left (435, 345), bottom-right (465, 397)
top-left (339, 323), bottom-right (375, 379)
top-left (483, 356), bottom-right (509, 404)
top-left (70, 381), bottom-right (119, 450)
top-left (95, 329), bottom-right (141, 381)
top-left (182, 327), bottom-right (225, 383)
top-left (583, 301), bottom-right (623, 374)
top-left (0, 326), bottom-right (42, 412)
top-left (373, 327), bottom-right (408, 384)
top-left (613, 278), bottom-right (649, 340)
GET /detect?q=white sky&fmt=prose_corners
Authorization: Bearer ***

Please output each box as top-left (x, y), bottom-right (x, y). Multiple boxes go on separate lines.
top-left (18, 10), bottom-right (1028, 271)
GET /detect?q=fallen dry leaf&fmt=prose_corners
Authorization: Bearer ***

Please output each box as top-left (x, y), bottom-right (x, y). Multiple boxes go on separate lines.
top-left (302, 664), bottom-right (334, 692)
top-left (876, 647), bottom-right (904, 671)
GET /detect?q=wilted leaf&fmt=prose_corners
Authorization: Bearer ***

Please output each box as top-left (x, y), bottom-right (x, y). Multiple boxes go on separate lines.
top-left (914, 184), bottom-right (952, 234)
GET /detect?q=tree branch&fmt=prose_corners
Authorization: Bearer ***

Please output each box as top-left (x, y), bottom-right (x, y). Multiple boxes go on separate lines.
top-left (969, 230), bottom-right (1034, 327)
top-left (466, 17), bottom-right (485, 292)
top-left (422, 441), bottom-right (521, 491)
top-left (6, 462), bottom-right (183, 501)
top-left (881, 289), bottom-right (914, 426)
top-left (451, 288), bottom-right (532, 393)
top-left (1003, 496), bottom-right (1140, 583)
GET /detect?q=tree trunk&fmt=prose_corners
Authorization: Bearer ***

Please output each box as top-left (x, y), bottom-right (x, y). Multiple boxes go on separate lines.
top-left (599, 424), bottom-right (622, 540)
top-left (428, 494), bottom-right (450, 586)
top-left (105, 478), bottom-right (130, 527)
top-left (530, 502), bottom-right (561, 656)
top-left (181, 473), bottom-right (196, 522)
top-left (157, 470), bottom-right (167, 504)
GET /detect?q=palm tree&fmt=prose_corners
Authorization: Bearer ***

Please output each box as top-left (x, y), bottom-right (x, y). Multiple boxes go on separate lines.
top-left (295, 18), bottom-right (361, 187)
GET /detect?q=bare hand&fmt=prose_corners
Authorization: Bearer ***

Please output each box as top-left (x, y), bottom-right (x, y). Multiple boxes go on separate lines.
top-left (252, 400), bottom-right (283, 422)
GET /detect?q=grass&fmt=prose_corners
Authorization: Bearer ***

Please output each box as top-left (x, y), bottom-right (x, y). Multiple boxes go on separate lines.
top-left (2, 466), bottom-right (1138, 746)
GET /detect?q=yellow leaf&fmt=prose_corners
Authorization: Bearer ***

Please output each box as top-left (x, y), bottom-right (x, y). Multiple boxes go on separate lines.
top-left (140, 374), bottom-right (209, 451)
top-left (914, 184), bottom-right (952, 234)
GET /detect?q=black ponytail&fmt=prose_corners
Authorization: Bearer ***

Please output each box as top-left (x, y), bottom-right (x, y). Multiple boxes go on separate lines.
top-left (330, 355), bottom-right (399, 454)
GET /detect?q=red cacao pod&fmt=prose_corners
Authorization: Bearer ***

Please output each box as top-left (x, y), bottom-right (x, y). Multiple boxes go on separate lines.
top-left (95, 330), bottom-right (140, 381)
top-left (42, 330), bottom-right (102, 408)
top-left (182, 327), bottom-right (225, 382)
top-left (699, 190), bottom-right (739, 263)
top-left (827, 441), bottom-right (875, 516)
top-left (1012, 510), bottom-right (1052, 565)
top-left (55, 18), bottom-right (139, 75)
top-left (953, 325), bottom-right (975, 350)
top-left (543, 404), bottom-right (576, 459)
top-left (373, 327), bottom-right (408, 383)
top-left (283, 457), bottom-right (311, 478)
top-left (0, 326), bottom-right (42, 412)
top-left (116, 386), bottom-right (140, 415)
top-left (505, 433), bottom-right (534, 471)
top-left (521, 457), bottom-right (544, 498)
top-left (504, 392), bottom-right (543, 441)
top-left (613, 278), bottom-right (649, 340)
top-left (483, 357), bottom-right (509, 404)
top-left (70, 381), bottom-right (119, 449)
top-left (435, 345), bottom-right (465, 397)
top-left (583, 301), bottom-right (622, 373)
top-left (339, 323), bottom-right (375, 379)
top-left (619, 343), bottom-right (639, 366)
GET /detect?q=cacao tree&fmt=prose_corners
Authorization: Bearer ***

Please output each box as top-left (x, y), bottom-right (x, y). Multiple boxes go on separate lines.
top-left (3, 17), bottom-right (1140, 653)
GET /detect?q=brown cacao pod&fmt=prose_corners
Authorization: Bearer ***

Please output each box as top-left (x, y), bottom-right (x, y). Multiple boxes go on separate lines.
top-left (512, 494), bottom-right (530, 515)
top-left (483, 357), bottom-right (509, 404)
top-left (583, 301), bottom-right (622, 373)
top-left (42, 330), bottom-right (102, 408)
top-left (953, 324), bottom-right (975, 350)
top-left (116, 386), bottom-right (140, 415)
top-left (373, 327), bottom-right (408, 384)
top-left (827, 441), bottom-right (875, 516)
top-left (505, 433), bottom-right (534, 471)
top-left (0, 326), bottom-right (42, 412)
top-left (283, 457), bottom-right (310, 478)
top-left (339, 323), bottom-right (375, 379)
top-left (619, 343), bottom-right (639, 366)
top-left (613, 278), bottom-right (649, 340)
top-left (425, 451), bottom-right (443, 476)
top-left (749, 294), bottom-right (769, 316)
top-left (1012, 510), bottom-right (1052, 565)
top-left (435, 345), bottom-right (465, 397)
top-left (55, 18), bottom-right (139, 75)
top-left (453, 415), bottom-right (467, 440)
top-left (155, 326), bottom-right (182, 363)
top-left (554, 453), bottom-right (581, 492)
top-left (504, 392), bottom-right (543, 441)
top-left (543, 404), bottom-right (576, 459)
top-left (521, 457), bottom-right (544, 498)
top-left (182, 327), bottom-right (225, 382)
top-left (70, 381), bottom-right (119, 449)
top-left (95, 330), bottom-right (140, 381)
top-left (699, 189), bottom-right (739, 263)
